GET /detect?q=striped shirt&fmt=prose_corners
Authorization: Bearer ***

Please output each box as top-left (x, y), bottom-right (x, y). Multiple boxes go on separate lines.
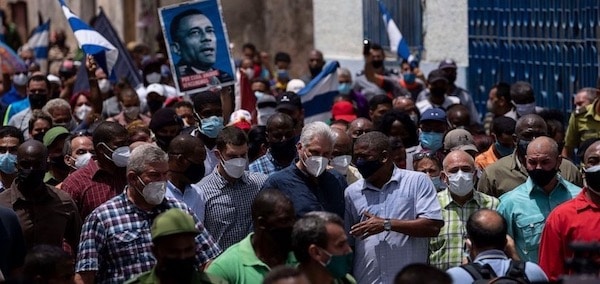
top-left (197, 168), bottom-right (267, 250)
top-left (429, 188), bottom-right (499, 270)
top-left (62, 160), bottom-right (127, 220)
top-left (248, 151), bottom-right (289, 175)
top-left (76, 190), bottom-right (221, 284)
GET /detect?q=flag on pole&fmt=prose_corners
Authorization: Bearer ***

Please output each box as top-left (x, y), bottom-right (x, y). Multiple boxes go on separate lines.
top-left (297, 61), bottom-right (340, 123)
top-left (378, 0), bottom-right (411, 60)
top-left (58, 0), bottom-right (118, 77)
top-left (27, 20), bottom-right (50, 62)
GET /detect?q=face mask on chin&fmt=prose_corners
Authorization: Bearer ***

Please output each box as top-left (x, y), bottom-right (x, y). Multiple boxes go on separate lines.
top-left (584, 165), bottom-right (600, 195)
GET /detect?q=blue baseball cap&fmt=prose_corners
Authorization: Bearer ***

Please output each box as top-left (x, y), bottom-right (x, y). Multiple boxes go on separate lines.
top-left (420, 108), bottom-right (447, 123)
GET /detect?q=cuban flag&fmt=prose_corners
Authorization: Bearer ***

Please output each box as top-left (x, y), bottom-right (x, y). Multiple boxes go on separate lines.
top-left (378, 0), bottom-right (411, 60)
top-left (297, 61), bottom-right (340, 123)
top-left (27, 20), bottom-right (50, 62)
top-left (58, 0), bottom-right (118, 77)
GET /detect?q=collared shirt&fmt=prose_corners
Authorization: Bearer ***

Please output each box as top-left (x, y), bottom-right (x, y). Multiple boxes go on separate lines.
top-left (429, 188), bottom-right (499, 270)
top-left (197, 168), bottom-right (267, 250)
top-left (204, 146), bottom-right (218, 177)
top-left (344, 167), bottom-right (443, 284)
top-left (206, 233), bottom-right (297, 284)
top-left (477, 152), bottom-right (583, 198)
top-left (166, 181), bottom-right (206, 222)
top-left (76, 191), bottom-right (221, 284)
top-left (497, 176), bottom-right (581, 263)
top-left (62, 160), bottom-right (127, 220)
top-left (446, 249), bottom-right (548, 283)
top-left (262, 162), bottom-right (347, 218)
top-left (539, 188), bottom-right (600, 281)
top-left (0, 182), bottom-right (81, 251)
top-left (564, 100), bottom-right (600, 150)
top-left (474, 144), bottom-right (499, 170)
top-left (249, 151), bottom-right (289, 175)
top-left (7, 107), bottom-right (32, 139)
top-left (124, 266), bottom-right (227, 284)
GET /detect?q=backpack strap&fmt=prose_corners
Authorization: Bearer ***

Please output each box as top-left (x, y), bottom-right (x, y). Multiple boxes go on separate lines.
top-left (461, 262), bottom-right (498, 280)
top-left (505, 260), bottom-right (529, 282)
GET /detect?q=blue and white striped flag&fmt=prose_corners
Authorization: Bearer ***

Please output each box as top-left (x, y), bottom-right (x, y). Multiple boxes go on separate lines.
top-left (297, 61), bottom-right (340, 123)
top-left (58, 0), bottom-right (118, 76)
top-left (27, 20), bottom-right (50, 61)
top-left (378, 0), bottom-right (411, 60)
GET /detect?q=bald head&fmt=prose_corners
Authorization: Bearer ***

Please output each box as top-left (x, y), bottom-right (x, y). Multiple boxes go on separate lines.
top-left (17, 139), bottom-right (48, 164)
top-left (583, 140), bottom-right (600, 167)
top-left (442, 149), bottom-right (475, 170)
top-left (515, 114), bottom-right (547, 139)
top-left (331, 127), bottom-right (352, 156)
top-left (467, 209), bottom-right (507, 250)
top-left (526, 136), bottom-right (559, 158)
top-left (347, 118), bottom-right (374, 139)
top-left (168, 134), bottom-right (205, 157)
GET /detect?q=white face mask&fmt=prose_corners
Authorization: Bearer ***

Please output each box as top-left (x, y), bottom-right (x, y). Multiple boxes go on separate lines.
top-left (13, 73), bottom-right (28, 86)
top-left (73, 152), bottom-right (92, 169)
top-left (331, 155), bottom-right (351, 175)
top-left (124, 106), bottom-right (140, 120)
top-left (221, 156), bottom-right (247, 179)
top-left (100, 143), bottom-right (130, 168)
top-left (145, 72), bottom-right (162, 84)
top-left (302, 152), bottom-right (329, 177)
top-left (244, 68), bottom-right (255, 80)
top-left (136, 176), bottom-right (166, 205)
top-left (75, 104), bottom-right (92, 121)
top-left (98, 78), bottom-right (111, 93)
top-left (446, 170), bottom-right (474, 197)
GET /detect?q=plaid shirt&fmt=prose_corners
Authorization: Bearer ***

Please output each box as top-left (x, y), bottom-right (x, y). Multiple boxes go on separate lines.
top-left (248, 151), bottom-right (289, 175)
top-left (429, 188), bottom-right (499, 270)
top-left (76, 190), bottom-right (221, 284)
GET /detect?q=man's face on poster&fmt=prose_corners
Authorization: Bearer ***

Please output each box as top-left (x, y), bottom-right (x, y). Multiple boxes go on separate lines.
top-left (174, 13), bottom-right (217, 70)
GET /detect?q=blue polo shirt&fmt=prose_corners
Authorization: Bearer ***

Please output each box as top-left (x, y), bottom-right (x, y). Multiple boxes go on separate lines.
top-left (262, 162), bottom-right (347, 218)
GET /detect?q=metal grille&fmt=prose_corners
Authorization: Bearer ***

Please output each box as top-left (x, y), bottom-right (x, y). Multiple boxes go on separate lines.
top-left (363, 0), bottom-right (423, 53)
top-left (468, 0), bottom-right (600, 116)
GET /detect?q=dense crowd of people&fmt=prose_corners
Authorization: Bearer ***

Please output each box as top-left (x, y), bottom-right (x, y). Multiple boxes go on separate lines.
top-left (0, 14), bottom-right (599, 284)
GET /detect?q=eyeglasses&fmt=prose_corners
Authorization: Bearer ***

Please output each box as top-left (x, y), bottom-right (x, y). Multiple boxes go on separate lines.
top-left (413, 152), bottom-right (439, 162)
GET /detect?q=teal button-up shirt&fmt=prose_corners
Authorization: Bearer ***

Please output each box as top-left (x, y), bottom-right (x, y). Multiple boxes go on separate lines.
top-left (497, 176), bottom-right (581, 263)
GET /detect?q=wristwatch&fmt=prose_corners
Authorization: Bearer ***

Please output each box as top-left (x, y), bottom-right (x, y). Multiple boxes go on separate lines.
top-left (383, 218), bottom-right (391, 231)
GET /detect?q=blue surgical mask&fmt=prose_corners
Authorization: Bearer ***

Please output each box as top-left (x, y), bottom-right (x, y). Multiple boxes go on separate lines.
top-left (515, 102), bottom-right (536, 117)
top-left (403, 73), bottom-right (416, 84)
top-left (419, 132), bottom-right (443, 152)
top-left (277, 69), bottom-right (289, 80)
top-left (338, 83), bottom-right (351, 95)
top-left (431, 175), bottom-right (445, 191)
top-left (0, 153), bottom-right (17, 174)
top-left (201, 116), bottom-right (224, 138)
top-left (494, 141), bottom-right (514, 158)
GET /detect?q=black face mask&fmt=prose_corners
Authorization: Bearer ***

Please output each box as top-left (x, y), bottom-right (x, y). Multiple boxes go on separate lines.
top-left (309, 66), bottom-right (322, 78)
top-left (270, 138), bottom-right (297, 162)
top-left (28, 93), bottom-right (48, 110)
top-left (147, 100), bottom-right (163, 114)
top-left (528, 168), bottom-right (557, 187)
top-left (155, 135), bottom-right (176, 152)
top-left (268, 226), bottom-right (293, 251)
top-left (157, 257), bottom-right (196, 283)
top-left (17, 168), bottom-right (46, 189)
top-left (516, 139), bottom-right (530, 156)
top-left (584, 167), bottom-right (600, 195)
top-left (49, 155), bottom-right (71, 172)
top-left (184, 161), bottom-right (205, 184)
top-left (430, 87), bottom-right (446, 97)
top-left (371, 60), bottom-right (384, 69)
top-left (33, 132), bottom-right (45, 142)
top-left (355, 158), bottom-right (383, 179)
top-left (446, 74), bottom-right (457, 84)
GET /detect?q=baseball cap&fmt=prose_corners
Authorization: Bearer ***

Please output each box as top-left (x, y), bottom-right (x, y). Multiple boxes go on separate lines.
top-left (286, 79), bottom-right (305, 93)
top-left (427, 69), bottom-right (449, 84)
top-left (228, 110), bottom-right (252, 131)
top-left (47, 74), bottom-right (62, 87)
top-left (420, 108), bottom-right (446, 123)
top-left (444, 128), bottom-right (478, 152)
top-left (151, 208), bottom-right (199, 241)
top-left (149, 108), bottom-right (183, 133)
top-left (276, 92), bottom-right (302, 112)
top-left (331, 101), bottom-right (357, 123)
top-left (146, 83), bottom-right (165, 97)
top-left (43, 126), bottom-right (70, 147)
top-left (438, 58), bottom-right (457, 70)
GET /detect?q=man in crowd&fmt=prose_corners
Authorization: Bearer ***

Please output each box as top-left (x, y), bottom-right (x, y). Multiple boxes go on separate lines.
top-left (0, 139), bottom-right (81, 251)
top-left (276, 92), bottom-right (304, 137)
top-left (511, 81), bottom-right (542, 118)
top-left (478, 114), bottom-right (582, 197)
top-left (292, 211), bottom-right (355, 283)
top-left (62, 121), bottom-right (130, 219)
top-left (249, 113), bottom-right (296, 175)
top-left (125, 209), bottom-right (226, 283)
top-left (475, 116), bottom-right (516, 170)
top-left (149, 107), bottom-right (184, 152)
top-left (418, 108), bottom-right (449, 155)
top-left (415, 69), bottom-right (460, 114)
top-left (0, 126), bottom-right (23, 191)
top-left (484, 82), bottom-right (516, 133)
top-left (563, 86), bottom-right (600, 160)
top-left (75, 144), bottom-right (220, 284)
top-left (262, 121), bottom-right (347, 218)
top-left (166, 134), bottom-right (206, 221)
top-left (7, 74), bottom-right (50, 139)
top-left (429, 150), bottom-right (499, 270)
top-left (62, 132), bottom-right (95, 172)
top-left (301, 49), bottom-right (325, 84)
top-left (43, 126), bottom-right (70, 186)
top-left (347, 117), bottom-right (374, 142)
top-left (206, 189), bottom-right (297, 283)
top-left (497, 137), bottom-right (581, 263)
top-left (446, 209), bottom-right (548, 282)
top-left (330, 127), bottom-right (362, 185)
top-left (539, 140), bottom-right (600, 281)
top-left (345, 131), bottom-right (443, 283)
top-left (197, 126), bottom-right (267, 249)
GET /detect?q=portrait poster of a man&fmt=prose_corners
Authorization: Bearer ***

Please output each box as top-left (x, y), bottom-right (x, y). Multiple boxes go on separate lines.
top-left (159, 0), bottom-right (235, 93)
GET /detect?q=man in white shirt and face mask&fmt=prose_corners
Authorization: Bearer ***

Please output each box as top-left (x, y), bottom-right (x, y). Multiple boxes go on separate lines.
top-left (429, 149), bottom-right (499, 270)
